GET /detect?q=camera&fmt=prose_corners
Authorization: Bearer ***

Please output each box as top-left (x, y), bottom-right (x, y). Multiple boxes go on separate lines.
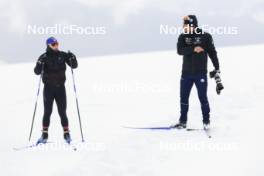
top-left (210, 70), bottom-right (224, 95)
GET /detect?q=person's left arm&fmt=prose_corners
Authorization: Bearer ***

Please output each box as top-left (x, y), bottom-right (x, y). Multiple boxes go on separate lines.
top-left (205, 33), bottom-right (220, 71)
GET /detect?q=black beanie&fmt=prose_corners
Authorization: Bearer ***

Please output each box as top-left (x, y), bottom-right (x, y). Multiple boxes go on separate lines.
top-left (184, 15), bottom-right (198, 27)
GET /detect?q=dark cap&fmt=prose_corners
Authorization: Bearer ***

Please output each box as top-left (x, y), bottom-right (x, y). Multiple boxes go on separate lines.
top-left (184, 15), bottom-right (198, 27)
top-left (46, 37), bottom-right (58, 45)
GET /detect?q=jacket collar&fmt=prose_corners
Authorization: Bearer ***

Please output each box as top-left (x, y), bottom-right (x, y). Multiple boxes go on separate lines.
top-left (46, 46), bottom-right (59, 56)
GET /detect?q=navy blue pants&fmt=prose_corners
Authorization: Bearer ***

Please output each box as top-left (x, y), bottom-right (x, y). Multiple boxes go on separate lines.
top-left (180, 74), bottom-right (210, 123)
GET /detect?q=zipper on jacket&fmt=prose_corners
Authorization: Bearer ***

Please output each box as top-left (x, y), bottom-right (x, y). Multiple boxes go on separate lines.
top-left (191, 54), bottom-right (194, 74)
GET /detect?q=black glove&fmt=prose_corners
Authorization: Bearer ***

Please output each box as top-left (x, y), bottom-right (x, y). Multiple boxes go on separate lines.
top-left (37, 55), bottom-right (45, 65)
top-left (210, 70), bottom-right (224, 95)
top-left (67, 51), bottom-right (78, 68)
top-left (67, 51), bottom-right (76, 61)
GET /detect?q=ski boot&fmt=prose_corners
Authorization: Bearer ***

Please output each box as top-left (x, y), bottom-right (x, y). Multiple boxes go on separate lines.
top-left (203, 121), bottom-right (210, 130)
top-left (171, 121), bottom-right (187, 129)
top-left (37, 129), bottom-right (48, 145)
top-left (63, 128), bottom-right (72, 144)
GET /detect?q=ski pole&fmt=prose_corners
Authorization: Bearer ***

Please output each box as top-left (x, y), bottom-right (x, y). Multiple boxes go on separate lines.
top-left (69, 51), bottom-right (84, 142)
top-left (29, 64), bottom-right (44, 141)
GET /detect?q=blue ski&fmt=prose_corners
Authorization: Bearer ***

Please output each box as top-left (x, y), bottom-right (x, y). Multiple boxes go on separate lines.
top-left (123, 126), bottom-right (212, 138)
top-left (123, 126), bottom-right (174, 130)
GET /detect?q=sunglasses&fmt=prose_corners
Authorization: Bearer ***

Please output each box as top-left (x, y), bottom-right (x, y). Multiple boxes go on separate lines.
top-left (51, 42), bottom-right (58, 47)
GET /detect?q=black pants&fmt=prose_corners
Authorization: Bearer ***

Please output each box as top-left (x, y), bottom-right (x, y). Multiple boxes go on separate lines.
top-left (42, 84), bottom-right (69, 128)
top-left (180, 73), bottom-right (210, 123)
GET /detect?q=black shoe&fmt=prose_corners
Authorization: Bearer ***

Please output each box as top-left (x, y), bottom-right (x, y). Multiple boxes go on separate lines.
top-left (171, 121), bottom-right (187, 129)
top-left (37, 130), bottom-right (48, 144)
top-left (64, 132), bottom-right (72, 144)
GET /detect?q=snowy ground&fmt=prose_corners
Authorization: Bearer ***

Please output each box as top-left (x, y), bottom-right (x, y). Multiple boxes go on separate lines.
top-left (0, 45), bottom-right (264, 176)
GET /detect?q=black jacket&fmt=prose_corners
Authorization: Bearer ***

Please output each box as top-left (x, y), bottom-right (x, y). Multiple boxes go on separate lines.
top-left (34, 47), bottom-right (78, 86)
top-left (177, 29), bottom-right (219, 75)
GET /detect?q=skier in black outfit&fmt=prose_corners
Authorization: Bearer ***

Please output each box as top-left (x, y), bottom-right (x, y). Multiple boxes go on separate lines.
top-left (173, 15), bottom-right (221, 130)
top-left (34, 37), bottom-right (78, 143)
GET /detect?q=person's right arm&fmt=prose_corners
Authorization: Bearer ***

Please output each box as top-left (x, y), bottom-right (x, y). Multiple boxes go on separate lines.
top-left (177, 34), bottom-right (194, 55)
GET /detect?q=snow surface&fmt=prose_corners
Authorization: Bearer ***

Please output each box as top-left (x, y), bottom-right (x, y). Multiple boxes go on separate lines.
top-left (0, 45), bottom-right (264, 176)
